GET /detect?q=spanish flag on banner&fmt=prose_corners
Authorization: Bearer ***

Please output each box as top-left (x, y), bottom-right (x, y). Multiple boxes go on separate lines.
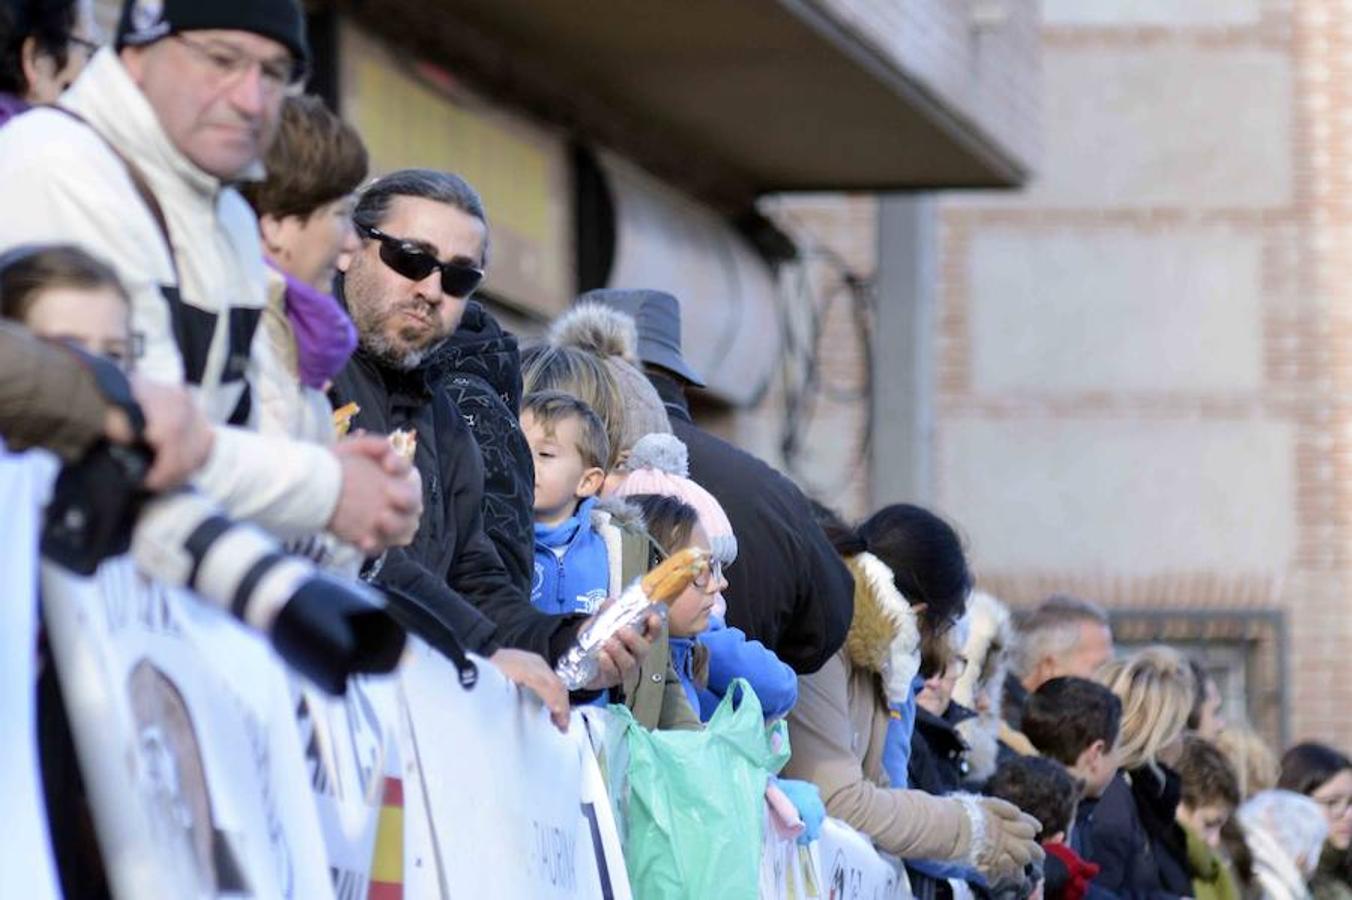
top-left (368, 777), bottom-right (404, 900)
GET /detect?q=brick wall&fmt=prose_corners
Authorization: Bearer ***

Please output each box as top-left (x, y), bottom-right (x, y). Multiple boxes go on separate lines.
top-left (726, 193), bottom-right (878, 521)
top-left (933, 0), bottom-right (1349, 747)
top-left (816, 0), bottom-right (1042, 171)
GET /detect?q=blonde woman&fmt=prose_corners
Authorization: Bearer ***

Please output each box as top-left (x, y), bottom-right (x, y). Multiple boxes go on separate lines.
top-left (1079, 646), bottom-right (1196, 898)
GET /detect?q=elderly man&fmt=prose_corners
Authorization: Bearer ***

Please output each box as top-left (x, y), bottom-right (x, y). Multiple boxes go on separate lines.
top-left (1005, 594), bottom-right (1115, 733)
top-left (333, 168), bottom-right (657, 726)
top-left (0, 0), bottom-right (419, 555)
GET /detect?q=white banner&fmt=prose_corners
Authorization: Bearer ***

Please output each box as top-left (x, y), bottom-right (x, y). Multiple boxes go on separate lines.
top-left (759, 808), bottom-right (821, 900)
top-left (814, 817), bottom-right (912, 900)
top-left (41, 557), bottom-right (335, 899)
top-left (398, 640), bottom-right (631, 899)
top-left (0, 451), bottom-right (61, 900)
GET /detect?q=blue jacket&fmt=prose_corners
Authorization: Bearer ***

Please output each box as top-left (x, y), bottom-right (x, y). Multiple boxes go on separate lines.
top-left (531, 497), bottom-right (610, 616)
top-left (669, 616), bottom-right (799, 721)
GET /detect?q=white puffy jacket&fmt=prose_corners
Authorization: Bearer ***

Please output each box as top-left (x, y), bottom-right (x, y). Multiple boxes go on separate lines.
top-left (0, 49), bottom-right (340, 537)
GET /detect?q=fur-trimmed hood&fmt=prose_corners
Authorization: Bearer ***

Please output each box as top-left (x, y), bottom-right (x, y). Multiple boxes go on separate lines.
top-left (590, 495), bottom-right (653, 598)
top-left (952, 590), bottom-right (1015, 710)
top-left (952, 590), bottom-right (1017, 783)
top-left (844, 552), bottom-right (921, 705)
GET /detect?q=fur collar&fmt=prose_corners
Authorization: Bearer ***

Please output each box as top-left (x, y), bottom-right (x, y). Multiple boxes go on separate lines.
top-left (952, 590), bottom-right (1015, 710)
top-left (844, 552), bottom-right (921, 704)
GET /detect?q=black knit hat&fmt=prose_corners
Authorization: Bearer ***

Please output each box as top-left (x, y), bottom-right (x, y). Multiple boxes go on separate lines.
top-left (116, 0), bottom-right (309, 66)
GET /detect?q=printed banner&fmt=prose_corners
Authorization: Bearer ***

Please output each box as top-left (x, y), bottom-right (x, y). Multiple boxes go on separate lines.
top-left (814, 817), bottom-right (912, 900)
top-left (398, 641), bottom-right (631, 898)
top-left (759, 807), bottom-right (821, 900)
top-left (41, 557), bottom-right (335, 899)
top-left (0, 450), bottom-right (61, 900)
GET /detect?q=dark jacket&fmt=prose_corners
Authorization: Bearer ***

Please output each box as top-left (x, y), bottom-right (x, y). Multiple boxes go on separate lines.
top-left (909, 703), bottom-right (973, 795)
top-left (1077, 768), bottom-right (1191, 900)
top-left (428, 301), bottom-right (535, 599)
top-left (332, 347), bottom-right (583, 663)
top-left (648, 370), bottom-right (854, 674)
top-left (1045, 841), bottom-right (1103, 900)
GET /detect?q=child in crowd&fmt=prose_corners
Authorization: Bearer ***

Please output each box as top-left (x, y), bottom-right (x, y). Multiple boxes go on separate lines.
top-left (0, 243), bottom-right (131, 366)
top-left (1021, 676), bottom-right (1124, 857)
top-left (987, 756), bottom-right (1100, 900)
top-left (625, 492), bottom-right (796, 721)
top-left (1174, 735), bottom-right (1242, 900)
top-left (521, 390), bottom-right (615, 615)
top-left (609, 434), bottom-right (797, 721)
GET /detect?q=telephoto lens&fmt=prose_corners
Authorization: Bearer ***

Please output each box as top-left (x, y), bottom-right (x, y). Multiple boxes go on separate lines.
top-left (127, 491), bottom-right (406, 694)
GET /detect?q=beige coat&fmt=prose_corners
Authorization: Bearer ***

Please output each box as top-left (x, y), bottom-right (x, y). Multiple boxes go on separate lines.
top-left (782, 552), bottom-right (976, 860)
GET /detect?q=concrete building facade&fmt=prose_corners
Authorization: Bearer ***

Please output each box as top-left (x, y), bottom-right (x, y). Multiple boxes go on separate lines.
top-left (807, 0), bottom-right (1335, 746)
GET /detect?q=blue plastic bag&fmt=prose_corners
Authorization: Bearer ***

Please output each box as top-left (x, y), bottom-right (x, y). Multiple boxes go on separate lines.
top-left (615, 679), bottom-right (791, 899)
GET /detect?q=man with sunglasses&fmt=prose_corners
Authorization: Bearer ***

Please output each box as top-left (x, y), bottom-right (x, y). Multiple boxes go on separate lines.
top-left (333, 168), bottom-right (658, 707)
top-left (0, 0), bottom-right (422, 559)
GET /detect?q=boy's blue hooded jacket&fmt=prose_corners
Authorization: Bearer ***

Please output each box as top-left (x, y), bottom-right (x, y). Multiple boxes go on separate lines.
top-left (531, 497), bottom-right (610, 615)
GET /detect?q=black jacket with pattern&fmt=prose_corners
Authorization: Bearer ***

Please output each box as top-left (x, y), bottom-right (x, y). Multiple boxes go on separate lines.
top-left (332, 344), bottom-right (583, 664)
top-left (428, 302), bottom-right (535, 599)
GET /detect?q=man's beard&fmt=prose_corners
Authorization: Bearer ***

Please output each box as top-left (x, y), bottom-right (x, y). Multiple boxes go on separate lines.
top-left (352, 299), bottom-right (447, 372)
top-left (359, 327), bottom-right (438, 372)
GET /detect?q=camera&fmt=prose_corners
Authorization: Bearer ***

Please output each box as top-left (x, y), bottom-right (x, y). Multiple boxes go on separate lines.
top-left (41, 441), bottom-right (405, 695)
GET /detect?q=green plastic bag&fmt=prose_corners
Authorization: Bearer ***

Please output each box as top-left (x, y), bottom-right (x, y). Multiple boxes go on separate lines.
top-left (614, 678), bottom-right (791, 899)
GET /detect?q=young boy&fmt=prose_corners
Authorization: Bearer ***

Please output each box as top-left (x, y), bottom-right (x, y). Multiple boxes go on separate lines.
top-left (987, 756), bottom-right (1100, 900)
top-left (1174, 735), bottom-right (1242, 900)
top-left (521, 390), bottom-right (613, 615)
top-left (1021, 676), bottom-right (1124, 861)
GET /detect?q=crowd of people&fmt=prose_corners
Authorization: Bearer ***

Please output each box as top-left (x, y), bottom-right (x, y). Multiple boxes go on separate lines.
top-left (2, 2), bottom-right (1351, 899)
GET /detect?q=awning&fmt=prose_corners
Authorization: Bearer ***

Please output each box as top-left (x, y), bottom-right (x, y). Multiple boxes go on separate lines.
top-left (338, 0), bottom-right (1032, 212)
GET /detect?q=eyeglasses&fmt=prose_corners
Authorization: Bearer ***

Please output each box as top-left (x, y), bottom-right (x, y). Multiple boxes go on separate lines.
top-left (356, 222), bottom-right (485, 298)
top-left (68, 34), bottom-right (101, 57)
top-left (175, 34), bottom-right (306, 97)
top-left (692, 558), bottom-right (724, 591)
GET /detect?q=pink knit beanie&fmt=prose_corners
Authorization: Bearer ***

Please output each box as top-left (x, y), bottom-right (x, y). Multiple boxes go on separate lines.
top-left (605, 433), bottom-right (738, 567)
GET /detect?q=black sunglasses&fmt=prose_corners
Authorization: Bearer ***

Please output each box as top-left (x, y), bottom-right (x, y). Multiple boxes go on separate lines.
top-left (356, 222), bottom-right (484, 298)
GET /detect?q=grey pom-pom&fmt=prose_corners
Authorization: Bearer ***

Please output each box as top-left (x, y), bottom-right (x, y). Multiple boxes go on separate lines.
top-left (627, 433), bottom-right (689, 477)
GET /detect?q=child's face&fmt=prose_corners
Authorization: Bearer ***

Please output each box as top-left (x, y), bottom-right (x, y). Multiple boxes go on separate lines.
top-left (667, 523), bottom-right (723, 637)
top-left (522, 411), bottom-right (603, 527)
top-left (1176, 801), bottom-right (1233, 851)
top-left (25, 284), bottom-right (131, 368)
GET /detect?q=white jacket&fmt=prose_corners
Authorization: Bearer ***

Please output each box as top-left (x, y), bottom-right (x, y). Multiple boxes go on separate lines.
top-left (0, 49), bottom-right (340, 537)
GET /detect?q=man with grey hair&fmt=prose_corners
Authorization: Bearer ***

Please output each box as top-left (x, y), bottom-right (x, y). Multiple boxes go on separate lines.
top-left (332, 169), bottom-right (656, 727)
top-left (1004, 594), bottom-right (1115, 731)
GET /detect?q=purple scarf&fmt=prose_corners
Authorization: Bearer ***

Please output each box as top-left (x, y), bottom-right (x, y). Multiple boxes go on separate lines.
top-left (271, 262), bottom-right (358, 389)
top-left (0, 93), bottom-right (31, 131)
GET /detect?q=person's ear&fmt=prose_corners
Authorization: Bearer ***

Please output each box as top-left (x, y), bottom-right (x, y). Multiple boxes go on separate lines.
top-left (259, 214), bottom-right (288, 256)
top-left (575, 466), bottom-right (605, 499)
top-left (20, 36), bottom-right (58, 97)
top-left (1077, 738), bottom-right (1104, 773)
